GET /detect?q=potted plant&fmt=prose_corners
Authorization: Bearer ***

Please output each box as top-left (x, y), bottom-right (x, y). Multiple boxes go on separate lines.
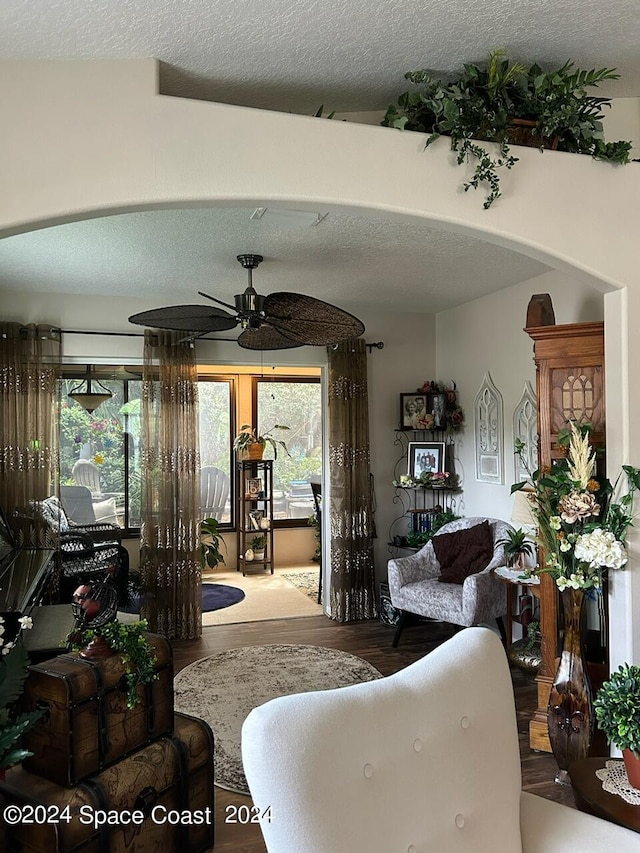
top-left (233, 424), bottom-right (290, 460)
top-left (200, 517), bottom-right (227, 570)
top-left (249, 534), bottom-right (267, 560)
top-left (496, 528), bottom-right (536, 569)
top-left (70, 620), bottom-right (158, 709)
top-left (594, 664), bottom-right (640, 788)
top-left (383, 49), bottom-right (633, 209)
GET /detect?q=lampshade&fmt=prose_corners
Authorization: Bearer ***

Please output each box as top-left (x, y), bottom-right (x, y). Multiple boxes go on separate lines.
top-left (511, 489), bottom-right (537, 528)
top-left (68, 366), bottom-right (113, 413)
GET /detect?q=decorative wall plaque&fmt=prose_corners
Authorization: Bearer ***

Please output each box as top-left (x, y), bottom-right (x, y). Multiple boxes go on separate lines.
top-left (474, 372), bottom-right (504, 484)
top-left (513, 381), bottom-right (538, 482)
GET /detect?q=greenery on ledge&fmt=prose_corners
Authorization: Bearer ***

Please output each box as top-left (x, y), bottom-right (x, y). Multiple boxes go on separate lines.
top-left (383, 49), bottom-right (633, 209)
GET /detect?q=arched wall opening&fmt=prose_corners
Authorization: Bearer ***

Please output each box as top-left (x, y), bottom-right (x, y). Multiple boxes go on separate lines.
top-left (1, 58), bottom-right (638, 665)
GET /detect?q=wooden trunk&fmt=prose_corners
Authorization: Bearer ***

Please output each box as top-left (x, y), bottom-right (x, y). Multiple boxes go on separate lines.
top-left (0, 713), bottom-right (214, 853)
top-left (21, 634), bottom-right (173, 786)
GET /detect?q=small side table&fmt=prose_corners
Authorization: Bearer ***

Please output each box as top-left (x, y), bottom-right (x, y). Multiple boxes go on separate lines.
top-left (493, 566), bottom-right (540, 645)
top-left (569, 757), bottom-right (640, 833)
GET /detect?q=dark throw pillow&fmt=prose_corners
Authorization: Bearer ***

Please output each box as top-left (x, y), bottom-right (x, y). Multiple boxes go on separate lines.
top-left (433, 521), bottom-right (494, 584)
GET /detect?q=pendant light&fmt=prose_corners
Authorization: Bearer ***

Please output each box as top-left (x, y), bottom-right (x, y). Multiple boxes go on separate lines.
top-left (68, 366), bottom-right (113, 413)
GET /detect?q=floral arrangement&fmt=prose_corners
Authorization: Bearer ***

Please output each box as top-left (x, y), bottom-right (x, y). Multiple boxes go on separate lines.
top-left (1, 613), bottom-right (44, 771)
top-left (416, 381), bottom-right (464, 432)
top-left (513, 421), bottom-right (640, 591)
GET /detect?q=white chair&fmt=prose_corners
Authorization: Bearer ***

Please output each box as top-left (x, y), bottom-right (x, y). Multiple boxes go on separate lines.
top-left (388, 516), bottom-right (512, 646)
top-left (200, 466), bottom-right (230, 521)
top-left (72, 459), bottom-right (103, 497)
top-left (242, 628), bottom-right (638, 853)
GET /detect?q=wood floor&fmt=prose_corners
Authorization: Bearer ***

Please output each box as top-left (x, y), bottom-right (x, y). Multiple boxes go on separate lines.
top-left (172, 614), bottom-right (576, 853)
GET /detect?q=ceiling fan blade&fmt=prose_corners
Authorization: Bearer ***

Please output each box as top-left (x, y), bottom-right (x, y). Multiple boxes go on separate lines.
top-left (237, 325), bottom-right (303, 351)
top-left (128, 305), bottom-right (238, 333)
top-left (262, 292), bottom-right (365, 345)
top-left (198, 291), bottom-right (238, 312)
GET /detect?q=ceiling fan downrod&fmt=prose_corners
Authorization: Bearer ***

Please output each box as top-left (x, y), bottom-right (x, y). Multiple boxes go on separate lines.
top-left (235, 254), bottom-right (265, 327)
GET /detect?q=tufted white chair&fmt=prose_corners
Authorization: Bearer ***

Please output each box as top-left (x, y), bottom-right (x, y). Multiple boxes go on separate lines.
top-left (241, 628), bottom-right (638, 853)
top-left (388, 516), bottom-right (513, 646)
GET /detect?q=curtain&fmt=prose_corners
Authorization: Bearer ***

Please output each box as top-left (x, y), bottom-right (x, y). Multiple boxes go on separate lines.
top-left (140, 330), bottom-right (201, 639)
top-left (327, 338), bottom-right (377, 621)
top-left (0, 322), bottom-right (61, 546)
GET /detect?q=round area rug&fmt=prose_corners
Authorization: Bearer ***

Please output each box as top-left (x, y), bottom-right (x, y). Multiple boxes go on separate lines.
top-left (121, 582), bottom-right (244, 615)
top-left (173, 644), bottom-right (383, 794)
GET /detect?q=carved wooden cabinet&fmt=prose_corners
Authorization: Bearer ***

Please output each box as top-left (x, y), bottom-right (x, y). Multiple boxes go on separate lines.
top-left (525, 321), bottom-right (605, 753)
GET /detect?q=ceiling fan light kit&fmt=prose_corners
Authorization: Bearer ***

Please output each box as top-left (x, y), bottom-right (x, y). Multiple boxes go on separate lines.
top-left (128, 254), bottom-right (365, 350)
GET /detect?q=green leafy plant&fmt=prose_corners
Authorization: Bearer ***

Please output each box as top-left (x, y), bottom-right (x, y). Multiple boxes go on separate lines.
top-left (383, 49), bottom-right (633, 209)
top-left (405, 510), bottom-right (461, 548)
top-left (233, 424), bottom-right (291, 459)
top-left (70, 620), bottom-right (158, 709)
top-left (0, 619), bottom-right (45, 771)
top-left (594, 664), bottom-right (640, 756)
top-left (496, 527), bottom-right (536, 567)
top-left (249, 534), bottom-right (267, 551)
top-left (200, 517), bottom-right (227, 569)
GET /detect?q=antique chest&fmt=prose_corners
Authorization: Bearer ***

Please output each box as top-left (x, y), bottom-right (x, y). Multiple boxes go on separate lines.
top-left (0, 712), bottom-right (215, 853)
top-left (21, 634), bottom-right (173, 786)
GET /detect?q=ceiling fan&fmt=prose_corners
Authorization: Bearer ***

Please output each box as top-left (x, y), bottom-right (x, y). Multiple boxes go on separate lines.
top-left (128, 254), bottom-right (365, 350)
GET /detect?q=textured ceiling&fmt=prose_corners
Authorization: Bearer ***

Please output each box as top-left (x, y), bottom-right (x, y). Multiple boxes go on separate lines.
top-left (2, 0), bottom-right (639, 112)
top-left (0, 208), bottom-right (549, 314)
top-left (2, 0), bottom-right (637, 315)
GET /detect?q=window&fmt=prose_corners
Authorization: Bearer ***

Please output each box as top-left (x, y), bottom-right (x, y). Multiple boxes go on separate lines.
top-left (59, 366), bottom-right (321, 532)
top-left (198, 378), bottom-right (234, 524)
top-left (256, 378), bottom-right (322, 524)
top-left (59, 373), bottom-right (142, 532)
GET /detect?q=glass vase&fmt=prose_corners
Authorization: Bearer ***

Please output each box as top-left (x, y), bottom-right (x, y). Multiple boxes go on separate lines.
top-left (547, 586), bottom-right (594, 784)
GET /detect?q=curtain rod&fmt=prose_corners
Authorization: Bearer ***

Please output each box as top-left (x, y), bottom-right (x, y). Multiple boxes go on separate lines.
top-left (54, 329), bottom-right (385, 350)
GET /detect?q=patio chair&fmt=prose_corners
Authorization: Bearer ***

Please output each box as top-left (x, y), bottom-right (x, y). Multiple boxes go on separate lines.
top-left (71, 459), bottom-right (102, 497)
top-left (200, 466), bottom-right (230, 521)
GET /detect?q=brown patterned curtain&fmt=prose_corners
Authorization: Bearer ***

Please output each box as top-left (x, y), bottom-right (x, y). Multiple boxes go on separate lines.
top-left (327, 338), bottom-right (377, 621)
top-left (140, 330), bottom-right (201, 639)
top-left (0, 322), bottom-right (61, 546)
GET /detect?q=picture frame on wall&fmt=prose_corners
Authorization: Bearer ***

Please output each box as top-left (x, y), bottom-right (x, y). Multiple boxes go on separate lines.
top-left (407, 441), bottom-right (446, 477)
top-left (400, 393), bottom-right (428, 430)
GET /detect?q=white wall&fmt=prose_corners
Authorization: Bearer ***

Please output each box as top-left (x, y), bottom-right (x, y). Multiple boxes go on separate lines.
top-left (361, 309), bottom-right (437, 583)
top-left (435, 270), bottom-right (605, 522)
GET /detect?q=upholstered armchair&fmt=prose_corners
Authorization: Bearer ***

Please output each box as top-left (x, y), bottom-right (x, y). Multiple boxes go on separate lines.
top-left (242, 628), bottom-right (638, 853)
top-left (388, 516), bottom-right (513, 646)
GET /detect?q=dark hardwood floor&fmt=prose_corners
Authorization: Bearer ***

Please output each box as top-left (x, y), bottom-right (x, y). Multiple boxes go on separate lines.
top-left (172, 615), bottom-right (575, 853)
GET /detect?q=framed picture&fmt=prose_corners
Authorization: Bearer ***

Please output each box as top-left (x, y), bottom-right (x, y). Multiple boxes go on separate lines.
top-left (248, 509), bottom-right (264, 530)
top-left (400, 393), bottom-right (429, 430)
top-left (428, 392), bottom-right (447, 429)
top-left (245, 477), bottom-right (262, 499)
top-left (407, 441), bottom-right (446, 477)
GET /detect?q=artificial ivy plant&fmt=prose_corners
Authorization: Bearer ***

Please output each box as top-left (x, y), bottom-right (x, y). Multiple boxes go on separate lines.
top-left (383, 49), bottom-right (633, 209)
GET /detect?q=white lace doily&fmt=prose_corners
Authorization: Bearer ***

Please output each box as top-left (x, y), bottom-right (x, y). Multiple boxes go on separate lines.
top-left (595, 759), bottom-right (640, 804)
